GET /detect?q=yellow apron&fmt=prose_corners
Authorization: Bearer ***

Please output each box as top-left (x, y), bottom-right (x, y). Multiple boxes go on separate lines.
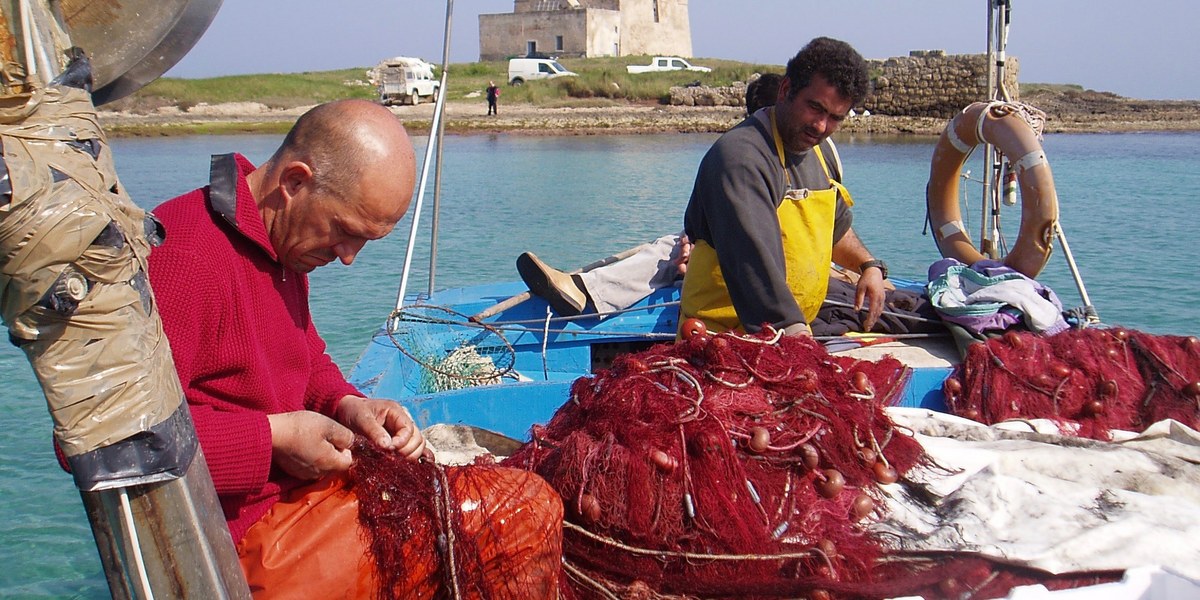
top-left (681, 109), bottom-right (853, 334)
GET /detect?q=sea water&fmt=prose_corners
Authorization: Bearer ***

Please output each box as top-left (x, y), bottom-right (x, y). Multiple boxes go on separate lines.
top-left (1, 131), bottom-right (1197, 597)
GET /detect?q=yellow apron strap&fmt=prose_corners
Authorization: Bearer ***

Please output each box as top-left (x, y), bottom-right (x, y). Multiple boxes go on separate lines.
top-left (769, 107), bottom-right (791, 187)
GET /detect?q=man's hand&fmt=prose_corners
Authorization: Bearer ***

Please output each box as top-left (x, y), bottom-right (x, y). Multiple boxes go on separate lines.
top-left (335, 395), bottom-right (426, 461)
top-left (854, 268), bottom-right (887, 332)
top-left (268, 411), bottom-right (355, 481)
top-left (674, 234), bottom-right (694, 276)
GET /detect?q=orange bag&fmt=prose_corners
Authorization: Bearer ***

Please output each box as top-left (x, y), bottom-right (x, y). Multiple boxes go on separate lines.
top-left (236, 465), bottom-right (562, 599)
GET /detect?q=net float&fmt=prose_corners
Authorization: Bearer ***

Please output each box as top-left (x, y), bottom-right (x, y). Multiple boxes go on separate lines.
top-left (747, 426), bottom-right (771, 453)
top-left (851, 493), bottom-right (875, 520)
top-left (680, 317), bottom-right (707, 340)
top-left (650, 449), bottom-right (677, 473)
top-left (799, 443), bottom-right (820, 470)
top-left (816, 469), bottom-right (845, 498)
top-left (873, 462), bottom-right (899, 484)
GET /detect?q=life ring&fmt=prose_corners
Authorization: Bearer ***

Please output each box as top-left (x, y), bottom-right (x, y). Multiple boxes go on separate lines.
top-left (926, 101), bottom-right (1058, 278)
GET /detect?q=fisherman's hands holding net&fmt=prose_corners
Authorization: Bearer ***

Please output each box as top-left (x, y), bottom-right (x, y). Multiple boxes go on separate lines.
top-left (335, 395), bottom-right (427, 460)
top-left (268, 397), bottom-right (426, 481)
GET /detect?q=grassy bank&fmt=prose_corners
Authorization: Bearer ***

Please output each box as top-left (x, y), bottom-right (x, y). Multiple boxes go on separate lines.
top-left (104, 61), bottom-right (1179, 138)
top-left (107, 56), bottom-right (783, 113)
top-left (109, 56), bottom-right (1085, 114)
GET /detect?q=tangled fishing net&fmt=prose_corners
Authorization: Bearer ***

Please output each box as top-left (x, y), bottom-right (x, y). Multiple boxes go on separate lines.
top-left (348, 322), bottom-right (1153, 598)
top-left (502, 325), bottom-right (931, 598)
top-left (944, 327), bottom-right (1200, 439)
top-left (385, 304), bottom-right (517, 393)
top-left (351, 439), bottom-right (564, 599)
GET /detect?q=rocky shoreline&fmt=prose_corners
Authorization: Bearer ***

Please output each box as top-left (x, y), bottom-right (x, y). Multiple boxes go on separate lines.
top-left (96, 89), bottom-right (1200, 137)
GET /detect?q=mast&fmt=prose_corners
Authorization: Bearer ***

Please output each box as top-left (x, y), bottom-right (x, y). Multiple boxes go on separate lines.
top-left (428, 0), bottom-right (454, 295)
top-left (394, 0), bottom-right (454, 313)
top-left (979, 0), bottom-right (1011, 259)
top-left (982, 0), bottom-right (1100, 324)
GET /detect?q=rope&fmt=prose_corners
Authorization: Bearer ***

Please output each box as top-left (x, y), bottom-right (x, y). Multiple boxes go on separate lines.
top-left (987, 101), bottom-right (1048, 139)
top-left (563, 521), bottom-right (824, 562)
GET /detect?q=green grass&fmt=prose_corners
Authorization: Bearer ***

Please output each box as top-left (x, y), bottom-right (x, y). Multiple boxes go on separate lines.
top-left (108, 68), bottom-right (377, 112)
top-left (454, 56), bottom-right (779, 104)
top-left (111, 59), bottom-right (1082, 115)
top-left (111, 58), bottom-right (783, 112)
top-left (1020, 82), bottom-right (1086, 94)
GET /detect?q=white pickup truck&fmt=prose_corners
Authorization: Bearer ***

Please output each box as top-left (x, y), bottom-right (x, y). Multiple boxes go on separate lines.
top-left (626, 56), bottom-right (711, 74)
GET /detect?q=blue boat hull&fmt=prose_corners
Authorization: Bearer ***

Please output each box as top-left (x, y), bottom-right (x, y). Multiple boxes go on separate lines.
top-left (349, 279), bottom-right (952, 441)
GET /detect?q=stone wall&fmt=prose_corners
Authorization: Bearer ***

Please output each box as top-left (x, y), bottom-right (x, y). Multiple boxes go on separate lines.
top-left (669, 82), bottom-right (746, 108)
top-left (480, 11), bottom-right (598, 61)
top-left (864, 51), bottom-right (1020, 118)
top-left (669, 51), bottom-right (1021, 118)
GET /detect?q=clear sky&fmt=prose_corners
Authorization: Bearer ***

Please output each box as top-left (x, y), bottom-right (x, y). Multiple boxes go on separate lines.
top-left (166, 0), bottom-right (1199, 100)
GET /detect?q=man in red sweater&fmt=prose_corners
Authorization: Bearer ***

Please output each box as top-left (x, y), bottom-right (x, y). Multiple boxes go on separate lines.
top-left (148, 100), bottom-right (561, 597)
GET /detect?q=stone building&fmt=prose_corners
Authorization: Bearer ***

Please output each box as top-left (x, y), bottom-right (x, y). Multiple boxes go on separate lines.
top-left (479, 0), bottom-right (693, 61)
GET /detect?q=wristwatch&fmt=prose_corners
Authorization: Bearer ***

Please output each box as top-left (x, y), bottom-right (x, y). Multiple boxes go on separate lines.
top-left (859, 259), bottom-right (888, 280)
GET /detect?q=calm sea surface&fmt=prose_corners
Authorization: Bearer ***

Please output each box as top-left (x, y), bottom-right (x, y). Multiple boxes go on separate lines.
top-left (2, 130), bottom-right (1197, 596)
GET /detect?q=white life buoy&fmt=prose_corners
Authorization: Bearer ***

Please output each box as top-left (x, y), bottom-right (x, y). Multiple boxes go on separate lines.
top-left (926, 102), bottom-right (1058, 278)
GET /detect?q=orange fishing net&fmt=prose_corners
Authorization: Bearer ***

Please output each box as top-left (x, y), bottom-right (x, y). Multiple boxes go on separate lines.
top-left (945, 328), bottom-right (1200, 439)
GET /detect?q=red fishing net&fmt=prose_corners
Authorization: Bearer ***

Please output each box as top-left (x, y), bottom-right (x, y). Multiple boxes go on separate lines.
top-left (351, 441), bottom-right (564, 599)
top-left (944, 328), bottom-right (1200, 439)
top-left (346, 324), bottom-right (1165, 598)
top-left (503, 327), bottom-right (928, 598)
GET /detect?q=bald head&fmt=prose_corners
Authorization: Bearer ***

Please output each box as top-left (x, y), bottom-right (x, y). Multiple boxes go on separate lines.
top-left (254, 99), bottom-right (417, 273)
top-left (270, 99), bottom-right (415, 206)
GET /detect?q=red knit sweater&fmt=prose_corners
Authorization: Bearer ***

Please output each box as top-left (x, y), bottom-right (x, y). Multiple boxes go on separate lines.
top-left (147, 154), bottom-right (361, 543)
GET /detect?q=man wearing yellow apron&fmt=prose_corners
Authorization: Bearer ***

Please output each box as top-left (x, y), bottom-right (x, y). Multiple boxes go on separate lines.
top-left (682, 37), bottom-right (888, 337)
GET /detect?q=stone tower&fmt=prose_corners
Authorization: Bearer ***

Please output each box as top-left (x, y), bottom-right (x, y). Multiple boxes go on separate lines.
top-left (479, 0), bottom-right (693, 61)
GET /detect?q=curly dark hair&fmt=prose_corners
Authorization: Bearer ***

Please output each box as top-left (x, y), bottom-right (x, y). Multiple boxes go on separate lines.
top-left (745, 73), bottom-right (783, 116)
top-left (784, 37), bottom-right (869, 106)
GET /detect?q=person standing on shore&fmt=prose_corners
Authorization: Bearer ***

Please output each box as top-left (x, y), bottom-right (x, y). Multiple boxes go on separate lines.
top-left (486, 80), bottom-right (500, 115)
top-left (681, 36), bottom-right (888, 337)
top-left (146, 99), bottom-right (561, 597)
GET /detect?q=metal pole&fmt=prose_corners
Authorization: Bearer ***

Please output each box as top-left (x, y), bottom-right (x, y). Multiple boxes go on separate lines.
top-left (428, 0), bottom-right (454, 295)
top-left (1053, 223), bottom-right (1100, 323)
top-left (979, 0), bottom-right (998, 259)
top-left (396, 0), bottom-right (454, 315)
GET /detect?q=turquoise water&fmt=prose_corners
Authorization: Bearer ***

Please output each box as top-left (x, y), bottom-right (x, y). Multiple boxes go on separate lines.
top-left (1, 131), bottom-right (1197, 597)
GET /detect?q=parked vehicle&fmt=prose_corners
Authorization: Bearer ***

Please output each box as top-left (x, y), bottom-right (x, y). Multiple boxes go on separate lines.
top-left (508, 57), bottom-right (577, 86)
top-left (372, 57), bottom-right (440, 106)
top-left (626, 56), bottom-right (712, 74)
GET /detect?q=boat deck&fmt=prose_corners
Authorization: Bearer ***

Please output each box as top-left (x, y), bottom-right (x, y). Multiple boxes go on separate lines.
top-left (350, 277), bottom-right (956, 440)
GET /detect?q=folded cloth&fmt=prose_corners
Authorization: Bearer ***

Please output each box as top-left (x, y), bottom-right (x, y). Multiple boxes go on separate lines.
top-left (926, 258), bottom-right (1067, 335)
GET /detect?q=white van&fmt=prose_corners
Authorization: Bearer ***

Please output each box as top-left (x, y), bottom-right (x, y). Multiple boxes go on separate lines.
top-left (507, 58), bottom-right (577, 86)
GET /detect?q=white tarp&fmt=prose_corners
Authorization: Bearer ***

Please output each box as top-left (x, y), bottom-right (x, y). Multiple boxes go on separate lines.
top-left (878, 408), bottom-right (1200, 580)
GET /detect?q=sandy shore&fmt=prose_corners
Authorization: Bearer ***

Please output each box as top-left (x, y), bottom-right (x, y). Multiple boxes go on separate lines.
top-left (97, 91), bottom-right (1200, 137)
